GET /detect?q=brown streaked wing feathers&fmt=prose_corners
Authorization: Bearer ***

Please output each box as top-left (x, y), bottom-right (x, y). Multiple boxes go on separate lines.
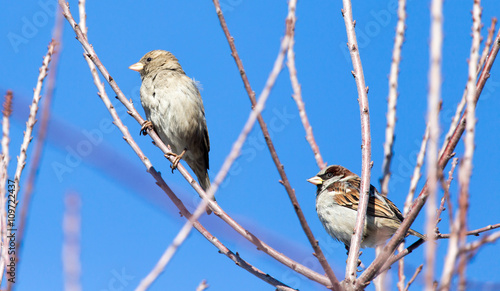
top-left (328, 180), bottom-right (403, 222)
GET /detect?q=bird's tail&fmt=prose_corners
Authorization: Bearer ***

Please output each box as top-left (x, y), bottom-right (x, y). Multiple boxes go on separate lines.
top-left (407, 228), bottom-right (426, 240)
top-left (194, 169), bottom-right (216, 215)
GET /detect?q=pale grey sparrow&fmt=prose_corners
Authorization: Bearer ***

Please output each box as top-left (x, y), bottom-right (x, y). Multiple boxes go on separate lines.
top-left (130, 50), bottom-right (214, 213)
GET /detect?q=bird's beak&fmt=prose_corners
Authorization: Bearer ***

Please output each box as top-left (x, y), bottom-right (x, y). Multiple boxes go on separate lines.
top-left (129, 62), bottom-right (144, 72)
top-left (307, 176), bottom-right (323, 185)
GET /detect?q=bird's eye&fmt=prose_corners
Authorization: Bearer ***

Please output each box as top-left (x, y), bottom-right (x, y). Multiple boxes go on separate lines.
top-left (146, 57), bottom-right (152, 62)
top-left (326, 173), bottom-right (333, 178)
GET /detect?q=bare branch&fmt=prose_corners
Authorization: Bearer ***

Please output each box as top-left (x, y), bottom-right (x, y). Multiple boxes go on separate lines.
top-left (456, 231), bottom-right (500, 290)
top-left (7, 42), bottom-right (56, 291)
top-left (398, 125), bottom-right (429, 290)
top-left (287, 1), bottom-right (326, 170)
top-left (339, 1), bottom-right (373, 285)
top-left (439, 17), bottom-right (495, 159)
top-left (477, 17), bottom-right (497, 74)
top-left (380, 239), bottom-right (424, 277)
top-left (210, 0), bottom-right (339, 288)
top-left (439, 95), bottom-right (466, 160)
top-left (137, 218), bottom-right (205, 290)
top-left (376, 221), bottom-right (498, 278)
top-left (445, 158), bottom-right (458, 224)
top-left (60, 1), bottom-right (328, 286)
top-left (195, 280), bottom-right (209, 291)
top-left (78, 0), bottom-right (87, 35)
top-left (405, 126), bottom-right (430, 216)
top-left (461, 231), bottom-right (500, 254)
top-left (15, 9), bottom-right (64, 282)
top-left (76, 3), bottom-right (295, 289)
top-left (403, 264), bottom-right (423, 291)
top-left (424, 0), bottom-right (445, 288)
top-left (464, 0), bottom-right (483, 218)
top-left (0, 90), bottom-right (13, 284)
top-left (457, 2), bottom-right (482, 288)
top-left (435, 158), bottom-right (458, 233)
top-left (381, 0), bottom-right (407, 197)
top-left (137, 5), bottom-right (294, 289)
top-left (356, 6), bottom-right (500, 290)
top-left (438, 223), bottom-right (500, 239)
top-left (12, 41), bottom-right (55, 215)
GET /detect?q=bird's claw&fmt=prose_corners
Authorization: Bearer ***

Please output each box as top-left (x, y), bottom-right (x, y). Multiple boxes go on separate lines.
top-left (344, 247), bottom-right (365, 272)
top-left (357, 260), bottom-right (366, 272)
top-left (140, 120), bottom-right (154, 136)
top-left (165, 149), bottom-right (186, 173)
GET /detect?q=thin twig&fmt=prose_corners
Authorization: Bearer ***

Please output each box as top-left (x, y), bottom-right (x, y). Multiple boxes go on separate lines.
top-left (438, 223), bottom-right (500, 239)
top-left (287, 1), bottom-right (326, 170)
top-left (405, 126), bottom-right (430, 215)
top-left (457, 232), bottom-right (500, 290)
top-left (339, 1), bottom-right (373, 286)
top-left (439, 95), bottom-right (465, 159)
top-left (136, 219), bottom-right (198, 290)
top-left (6, 41), bottom-right (56, 291)
top-left (424, 0), bottom-right (444, 288)
top-left (477, 17), bottom-right (497, 74)
top-left (461, 231), bottom-right (500, 254)
top-left (136, 9), bottom-right (293, 290)
top-left (446, 159), bottom-right (458, 225)
top-left (435, 158), bottom-right (458, 234)
top-left (400, 264), bottom-right (422, 291)
top-left (375, 159), bottom-right (458, 278)
top-left (398, 125), bottom-right (429, 290)
top-left (403, 264), bottom-right (423, 291)
top-left (62, 192), bottom-right (82, 291)
top-left (438, 17), bottom-right (495, 159)
top-left (12, 41), bottom-right (55, 219)
top-left (195, 280), bottom-right (209, 291)
top-left (62, 1), bottom-right (324, 287)
top-left (210, 0), bottom-right (339, 288)
top-left (78, 0), bottom-right (87, 35)
top-left (15, 8), bottom-right (63, 277)
top-left (457, 2), bottom-right (482, 289)
top-left (397, 245), bottom-right (406, 291)
top-left (0, 90), bottom-right (13, 284)
top-left (374, 247), bottom-right (387, 291)
top-left (356, 9), bottom-right (500, 291)
top-left (378, 220), bottom-right (499, 278)
top-left (76, 3), bottom-right (294, 289)
top-left (438, 173), bottom-right (458, 291)
top-left (380, 0), bottom-right (407, 197)
top-left (102, 53), bottom-right (295, 290)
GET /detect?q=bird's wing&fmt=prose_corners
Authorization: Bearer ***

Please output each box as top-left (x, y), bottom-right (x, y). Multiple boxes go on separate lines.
top-left (196, 90), bottom-right (210, 170)
top-left (329, 180), bottom-right (402, 221)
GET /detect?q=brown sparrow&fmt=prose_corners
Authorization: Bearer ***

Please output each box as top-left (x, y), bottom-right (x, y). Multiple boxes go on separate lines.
top-left (308, 165), bottom-right (424, 249)
top-left (129, 50), bottom-right (214, 213)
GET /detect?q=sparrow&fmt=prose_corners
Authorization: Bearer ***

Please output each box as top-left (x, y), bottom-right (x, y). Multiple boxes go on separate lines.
top-left (129, 50), bottom-right (215, 214)
top-left (308, 165), bottom-right (424, 249)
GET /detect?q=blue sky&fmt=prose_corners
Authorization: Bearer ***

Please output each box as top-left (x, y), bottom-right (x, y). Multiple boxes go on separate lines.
top-left (1, 0), bottom-right (500, 290)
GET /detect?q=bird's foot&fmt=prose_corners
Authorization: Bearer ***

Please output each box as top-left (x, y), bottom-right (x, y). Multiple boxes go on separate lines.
top-left (356, 251), bottom-right (364, 272)
top-left (140, 120), bottom-right (154, 136)
top-left (357, 260), bottom-right (366, 272)
top-left (165, 149), bottom-right (187, 173)
top-left (344, 246), bottom-right (365, 272)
